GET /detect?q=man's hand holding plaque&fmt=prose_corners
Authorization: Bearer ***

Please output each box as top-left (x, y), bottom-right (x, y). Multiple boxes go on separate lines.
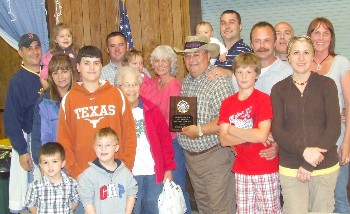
top-left (180, 125), bottom-right (200, 139)
top-left (169, 96), bottom-right (197, 132)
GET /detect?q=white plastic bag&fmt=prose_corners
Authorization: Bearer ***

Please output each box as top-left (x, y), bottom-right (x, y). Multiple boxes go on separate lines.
top-left (158, 178), bottom-right (187, 214)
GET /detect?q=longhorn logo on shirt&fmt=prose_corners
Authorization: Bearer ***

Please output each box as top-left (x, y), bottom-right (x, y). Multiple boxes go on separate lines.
top-left (84, 117), bottom-right (104, 128)
top-left (74, 105), bottom-right (116, 128)
top-left (100, 183), bottom-right (125, 200)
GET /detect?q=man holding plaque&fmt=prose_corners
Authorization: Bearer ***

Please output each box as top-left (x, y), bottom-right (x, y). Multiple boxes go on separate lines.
top-left (174, 35), bottom-right (236, 213)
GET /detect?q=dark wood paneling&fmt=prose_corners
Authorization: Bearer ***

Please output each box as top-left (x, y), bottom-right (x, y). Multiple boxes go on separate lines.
top-left (0, 37), bottom-right (21, 139)
top-left (159, 0), bottom-right (173, 45)
top-left (0, 111), bottom-right (4, 139)
top-left (70, 0), bottom-right (84, 50)
top-left (98, 0), bottom-right (108, 64)
top-left (46, 0), bottom-right (189, 79)
top-left (81, 0), bottom-right (92, 45)
top-left (1, 0), bottom-right (191, 139)
top-left (189, 0), bottom-right (202, 35)
top-left (0, 37), bottom-right (21, 109)
top-left (127, 0), bottom-right (141, 50)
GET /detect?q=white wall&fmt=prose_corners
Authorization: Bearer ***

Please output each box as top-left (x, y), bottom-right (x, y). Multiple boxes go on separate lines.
top-left (201, 0), bottom-right (350, 59)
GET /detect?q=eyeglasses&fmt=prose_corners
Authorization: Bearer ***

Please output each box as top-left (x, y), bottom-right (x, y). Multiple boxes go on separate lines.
top-left (154, 58), bottom-right (170, 64)
top-left (94, 143), bottom-right (117, 150)
top-left (183, 51), bottom-right (207, 60)
top-left (119, 82), bottom-right (141, 89)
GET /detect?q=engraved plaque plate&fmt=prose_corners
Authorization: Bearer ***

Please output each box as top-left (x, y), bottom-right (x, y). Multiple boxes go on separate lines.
top-left (169, 96), bottom-right (197, 132)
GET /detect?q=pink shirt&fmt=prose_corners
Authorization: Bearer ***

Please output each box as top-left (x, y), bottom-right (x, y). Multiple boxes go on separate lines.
top-left (147, 77), bottom-right (182, 139)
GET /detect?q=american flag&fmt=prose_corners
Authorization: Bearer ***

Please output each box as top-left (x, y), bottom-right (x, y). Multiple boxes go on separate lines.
top-left (119, 0), bottom-right (134, 49)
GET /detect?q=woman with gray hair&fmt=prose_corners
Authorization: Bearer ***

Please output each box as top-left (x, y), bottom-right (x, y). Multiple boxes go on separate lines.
top-left (115, 66), bottom-right (176, 214)
top-left (149, 45), bottom-right (191, 213)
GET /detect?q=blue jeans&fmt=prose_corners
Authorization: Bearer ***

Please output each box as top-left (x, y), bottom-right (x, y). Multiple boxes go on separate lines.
top-left (334, 164), bottom-right (350, 214)
top-left (172, 138), bottom-right (192, 214)
top-left (133, 174), bottom-right (163, 214)
top-left (75, 201), bottom-right (85, 214)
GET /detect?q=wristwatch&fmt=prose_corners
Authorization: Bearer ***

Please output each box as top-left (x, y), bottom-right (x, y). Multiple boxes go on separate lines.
top-left (198, 125), bottom-right (203, 137)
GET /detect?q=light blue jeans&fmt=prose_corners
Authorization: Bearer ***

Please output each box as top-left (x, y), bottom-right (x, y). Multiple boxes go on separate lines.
top-left (334, 164), bottom-right (350, 214)
top-left (172, 138), bottom-right (192, 214)
top-left (133, 174), bottom-right (163, 214)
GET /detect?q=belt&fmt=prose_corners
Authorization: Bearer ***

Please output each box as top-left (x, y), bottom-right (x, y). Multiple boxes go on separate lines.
top-left (186, 144), bottom-right (220, 156)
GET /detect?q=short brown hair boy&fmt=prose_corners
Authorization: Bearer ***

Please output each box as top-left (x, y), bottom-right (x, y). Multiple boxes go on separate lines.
top-left (94, 127), bottom-right (119, 145)
top-left (38, 142), bottom-right (65, 162)
top-left (233, 53), bottom-right (262, 75)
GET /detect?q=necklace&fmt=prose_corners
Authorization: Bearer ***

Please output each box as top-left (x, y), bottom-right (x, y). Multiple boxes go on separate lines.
top-left (293, 79), bottom-right (308, 86)
top-left (313, 54), bottom-right (330, 71)
top-left (292, 75), bottom-right (309, 86)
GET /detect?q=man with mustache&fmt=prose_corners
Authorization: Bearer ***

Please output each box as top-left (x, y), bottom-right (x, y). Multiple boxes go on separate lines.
top-left (232, 21), bottom-right (292, 95)
top-left (275, 21), bottom-right (294, 61)
top-left (231, 22), bottom-right (292, 161)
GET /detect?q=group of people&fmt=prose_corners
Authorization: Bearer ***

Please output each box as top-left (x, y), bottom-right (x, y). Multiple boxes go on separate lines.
top-left (3, 8), bottom-right (350, 214)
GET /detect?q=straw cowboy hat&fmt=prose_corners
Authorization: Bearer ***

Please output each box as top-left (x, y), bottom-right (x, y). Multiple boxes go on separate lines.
top-left (174, 35), bottom-right (220, 58)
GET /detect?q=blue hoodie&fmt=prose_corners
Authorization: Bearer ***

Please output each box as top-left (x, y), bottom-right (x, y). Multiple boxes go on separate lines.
top-left (31, 90), bottom-right (61, 165)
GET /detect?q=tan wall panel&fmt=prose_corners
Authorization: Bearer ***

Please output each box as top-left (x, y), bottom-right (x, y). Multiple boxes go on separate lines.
top-left (82, 0), bottom-right (92, 45)
top-left (70, 0), bottom-right (84, 49)
top-left (139, 0), bottom-right (161, 73)
top-left (105, 1), bottom-right (118, 37)
top-left (104, 0), bottom-right (118, 64)
top-left (159, 0), bottom-right (173, 45)
top-left (89, 0), bottom-right (102, 48)
top-left (60, 0), bottom-right (72, 25)
top-left (98, 0), bottom-right (108, 64)
top-left (0, 111), bottom-right (4, 139)
top-left (127, 0), bottom-right (141, 50)
top-left (0, 37), bottom-right (21, 138)
top-left (172, 0), bottom-right (188, 79)
top-left (0, 37), bottom-right (21, 109)
top-left (47, 0), bottom-right (189, 76)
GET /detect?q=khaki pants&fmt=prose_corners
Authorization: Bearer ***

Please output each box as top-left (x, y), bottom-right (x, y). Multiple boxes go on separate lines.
top-left (280, 169), bottom-right (339, 214)
top-left (185, 145), bottom-right (236, 214)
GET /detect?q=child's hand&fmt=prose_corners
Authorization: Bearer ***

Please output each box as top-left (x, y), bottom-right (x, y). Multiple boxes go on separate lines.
top-left (40, 77), bottom-right (50, 89)
top-left (163, 170), bottom-right (173, 183)
top-left (219, 53), bottom-right (227, 62)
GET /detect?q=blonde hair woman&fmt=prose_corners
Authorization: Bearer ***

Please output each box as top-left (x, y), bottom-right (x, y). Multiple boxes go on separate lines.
top-left (271, 36), bottom-right (341, 213)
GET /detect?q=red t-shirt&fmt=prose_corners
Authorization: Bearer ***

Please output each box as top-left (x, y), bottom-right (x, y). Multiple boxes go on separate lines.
top-left (218, 89), bottom-right (278, 175)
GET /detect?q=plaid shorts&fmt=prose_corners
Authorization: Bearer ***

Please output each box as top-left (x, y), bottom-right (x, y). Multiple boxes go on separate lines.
top-left (235, 172), bottom-right (282, 214)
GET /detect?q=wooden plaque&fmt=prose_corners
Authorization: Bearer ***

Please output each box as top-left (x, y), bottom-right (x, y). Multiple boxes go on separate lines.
top-left (169, 96), bottom-right (197, 132)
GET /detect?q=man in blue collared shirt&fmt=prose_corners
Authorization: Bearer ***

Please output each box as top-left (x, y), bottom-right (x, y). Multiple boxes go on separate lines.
top-left (100, 32), bottom-right (129, 84)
